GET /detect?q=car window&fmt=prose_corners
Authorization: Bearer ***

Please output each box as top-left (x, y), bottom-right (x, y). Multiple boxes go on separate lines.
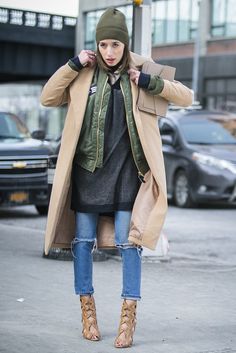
top-left (0, 113), bottom-right (30, 139)
top-left (179, 115), bottom-right (236, 145)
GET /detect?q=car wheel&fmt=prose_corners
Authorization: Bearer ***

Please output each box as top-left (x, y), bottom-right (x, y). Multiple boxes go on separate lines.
top-left (35, 205), bottom-right (48, 215)
top-left (173, 170), bottom-right (194, 208)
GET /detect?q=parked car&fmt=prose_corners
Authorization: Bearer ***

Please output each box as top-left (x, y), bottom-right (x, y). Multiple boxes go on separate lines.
top-left (0, 111), bottom-right (53, 214)
top-left (159, 109), bottom-right (236, 207)
top-left (47, 109), bottom-right (236, 209)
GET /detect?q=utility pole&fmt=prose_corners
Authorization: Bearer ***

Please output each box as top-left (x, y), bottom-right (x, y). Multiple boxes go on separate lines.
top-left (132, 0), bottom-right (152, 57)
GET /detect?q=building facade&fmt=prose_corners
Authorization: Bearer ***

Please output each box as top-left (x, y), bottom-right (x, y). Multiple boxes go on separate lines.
top-left (77, 0), bottom-right (236, 111)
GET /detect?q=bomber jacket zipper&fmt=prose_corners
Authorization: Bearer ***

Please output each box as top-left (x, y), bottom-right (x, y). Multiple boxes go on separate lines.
top-left (120, 82), bottom-right (145, 183)
top-left (92, 76), bottom-right (108, 172)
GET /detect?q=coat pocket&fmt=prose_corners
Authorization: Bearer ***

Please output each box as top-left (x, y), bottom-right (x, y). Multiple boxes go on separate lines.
top-left (137, 61), bottom-right (176, 118)
top-left (137, 87), bottom-right (169, 118)
top-left (137, 89), bottom-right (157, 116)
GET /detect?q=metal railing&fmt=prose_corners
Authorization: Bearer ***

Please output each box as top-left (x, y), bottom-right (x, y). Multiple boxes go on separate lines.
top-left (0, 7), bottom-right (76, 31)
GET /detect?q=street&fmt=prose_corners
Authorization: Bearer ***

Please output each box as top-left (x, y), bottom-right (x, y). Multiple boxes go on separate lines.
top-left (0, 204), bottom-right (235, 353)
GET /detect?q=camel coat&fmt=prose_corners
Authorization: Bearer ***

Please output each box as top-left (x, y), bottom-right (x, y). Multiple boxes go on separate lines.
top-left (41, 52), bottom-right (192, 255)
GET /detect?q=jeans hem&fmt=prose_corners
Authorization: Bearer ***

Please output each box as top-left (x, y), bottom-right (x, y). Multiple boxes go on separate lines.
top-left (121, 295), bottom-right (141, 301)
top-left (75, 290), bottom-right (94, 296)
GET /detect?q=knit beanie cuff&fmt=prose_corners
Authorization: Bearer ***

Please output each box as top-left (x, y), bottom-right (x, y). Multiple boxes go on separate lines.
top-left (96, 28), bottom-right (129, 46)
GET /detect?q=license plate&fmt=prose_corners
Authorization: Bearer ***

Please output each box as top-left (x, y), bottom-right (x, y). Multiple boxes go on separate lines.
top-left (9, 192), bottom-right (29, 203)
top-left (47, 168), bottom-right (55, 185)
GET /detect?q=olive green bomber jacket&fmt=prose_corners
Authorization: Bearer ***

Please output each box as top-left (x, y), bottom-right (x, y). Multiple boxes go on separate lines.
top-left (70, 63), bottom-right (164, 179)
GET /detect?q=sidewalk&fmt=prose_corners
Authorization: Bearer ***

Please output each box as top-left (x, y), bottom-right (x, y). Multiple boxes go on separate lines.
top-left (0, 222), bottom-right (235, 353)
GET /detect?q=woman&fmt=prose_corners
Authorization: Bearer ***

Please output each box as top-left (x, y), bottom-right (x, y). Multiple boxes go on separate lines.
top-left (41, 8), bottom-right (192, 348)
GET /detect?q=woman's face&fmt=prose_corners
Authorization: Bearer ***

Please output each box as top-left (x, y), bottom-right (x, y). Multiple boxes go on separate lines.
top-left (98, 39), bottom-right (125, 67)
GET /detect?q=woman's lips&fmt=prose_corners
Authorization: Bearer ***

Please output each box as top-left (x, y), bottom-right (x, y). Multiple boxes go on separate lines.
top-left (106, 58), bottom-right (115, 64)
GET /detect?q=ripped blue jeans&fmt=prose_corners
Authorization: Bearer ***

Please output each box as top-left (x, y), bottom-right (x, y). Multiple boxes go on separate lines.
top-left (71, 211), bottom-right (142, 300)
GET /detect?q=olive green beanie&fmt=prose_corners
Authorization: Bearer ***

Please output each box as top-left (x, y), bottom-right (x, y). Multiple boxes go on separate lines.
top-left (96, 8), bottom-right (129, 46)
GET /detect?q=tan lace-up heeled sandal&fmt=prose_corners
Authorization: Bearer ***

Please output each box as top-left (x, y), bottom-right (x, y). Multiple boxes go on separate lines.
top-left (114, 300), bottom-right (137, 348)
top-left (80, 295), bottom-right (101, 341)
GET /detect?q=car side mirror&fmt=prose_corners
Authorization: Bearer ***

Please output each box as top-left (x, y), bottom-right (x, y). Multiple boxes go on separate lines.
top-left (161, 134), bottom-right (174, 146)
top-left (31, 129), bottom-right (46, 140)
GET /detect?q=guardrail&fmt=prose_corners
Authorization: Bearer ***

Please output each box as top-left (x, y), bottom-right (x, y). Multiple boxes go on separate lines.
top-left (0, 7), bottom-right (76, 31)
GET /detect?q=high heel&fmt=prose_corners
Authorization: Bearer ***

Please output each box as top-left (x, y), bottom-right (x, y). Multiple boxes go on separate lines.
top-left (114, 300), bottom-right (137, 348)
top-left (80, 295), bottom-right (101, 341)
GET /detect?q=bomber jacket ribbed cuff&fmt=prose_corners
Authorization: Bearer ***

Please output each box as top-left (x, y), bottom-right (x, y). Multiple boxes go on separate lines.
top-left (68, 56), bottom-right (84, 72)
top-left (138, 72), bottom-right (151, 89)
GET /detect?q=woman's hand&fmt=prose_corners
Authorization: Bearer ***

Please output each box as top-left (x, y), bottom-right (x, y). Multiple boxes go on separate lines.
top-left (78, 50), bottom-right (97, 67)
top-left (128, 68), bottom-right (140, 85)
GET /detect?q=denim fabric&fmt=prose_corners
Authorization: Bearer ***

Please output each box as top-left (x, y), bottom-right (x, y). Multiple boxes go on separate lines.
top-left (71, 211), bottom-right (142, 300)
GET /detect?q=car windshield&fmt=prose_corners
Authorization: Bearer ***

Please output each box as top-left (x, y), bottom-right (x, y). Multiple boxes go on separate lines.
top-left (0, 112), bottom-right (30, 139)
top-left (179, 114), bottom-right (236, 145)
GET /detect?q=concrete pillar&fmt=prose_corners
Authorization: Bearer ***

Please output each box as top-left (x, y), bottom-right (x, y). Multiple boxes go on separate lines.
top-left (192, 0), bottom-right (211, 100)
top-left (198, 0), bottom-right (211, 56)
top-left (197, 0), bottom-right (211, 103)
top-left (132, 0), bottom-right (152, 57)
top-left (75, 4), bottom-right (83, 54)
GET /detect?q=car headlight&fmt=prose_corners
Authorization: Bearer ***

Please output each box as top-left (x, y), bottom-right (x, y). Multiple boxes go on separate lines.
top-left (192, 152), bottom-right (236, 174)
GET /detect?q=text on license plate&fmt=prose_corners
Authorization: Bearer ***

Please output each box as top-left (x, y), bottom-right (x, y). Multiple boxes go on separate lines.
top-left (9, 192), bottom-right (29, 203)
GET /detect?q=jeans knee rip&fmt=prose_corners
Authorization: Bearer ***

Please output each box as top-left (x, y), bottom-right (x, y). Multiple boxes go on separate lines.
top-left (116, 244), bottom-right (143, 257)
top-left (71, 238), bottom-right (96, 259)
top-left (137, 246), bottom-right (143, 258)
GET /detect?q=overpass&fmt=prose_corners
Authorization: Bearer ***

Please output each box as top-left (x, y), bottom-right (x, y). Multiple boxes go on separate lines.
top-left (0, 7), bottom-right (76, 83)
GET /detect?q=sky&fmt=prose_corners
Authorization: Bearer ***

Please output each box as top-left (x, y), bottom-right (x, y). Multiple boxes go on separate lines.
top-left (0, 0), bottom-right (79, 17)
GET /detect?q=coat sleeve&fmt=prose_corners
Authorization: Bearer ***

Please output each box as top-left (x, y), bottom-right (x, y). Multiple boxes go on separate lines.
top-left (40, 63), bottom-right (79, 107)
top-left (159, 79), bottom-right (193, 107)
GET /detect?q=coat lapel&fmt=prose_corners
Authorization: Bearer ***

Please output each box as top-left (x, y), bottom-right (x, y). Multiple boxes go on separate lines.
top-left (70, 67), bottom-right (95, 126)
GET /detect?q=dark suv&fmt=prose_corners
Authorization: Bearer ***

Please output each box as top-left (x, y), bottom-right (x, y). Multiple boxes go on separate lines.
top-left (159, 109), bottom-right (236, 207)
top-left (0, 112), bottom-right (53, 214)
